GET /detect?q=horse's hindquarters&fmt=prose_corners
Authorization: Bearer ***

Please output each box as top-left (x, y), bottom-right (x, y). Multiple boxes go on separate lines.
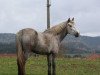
top-left (16, 28), bottom-right (38, 56)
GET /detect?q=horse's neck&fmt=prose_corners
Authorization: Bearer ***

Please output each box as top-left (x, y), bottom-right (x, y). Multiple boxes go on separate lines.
top-left (44, 21), bottom-right (68, 42)
top-left (57, 25), bottom-right (68, 42)
top-left (53, 22), bottom-right (68, 42)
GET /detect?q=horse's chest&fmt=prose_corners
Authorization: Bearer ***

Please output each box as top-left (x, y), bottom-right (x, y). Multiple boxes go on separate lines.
top-left (49, 38), bottom-right (60, 53)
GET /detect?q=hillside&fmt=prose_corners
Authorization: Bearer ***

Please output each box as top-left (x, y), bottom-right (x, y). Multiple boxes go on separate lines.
top-left (0, 33), bottom-right (16, 53)
top-left (0, 33), bottom-right (100, 54)
top-left (61, 35), bottom-right (100, 54)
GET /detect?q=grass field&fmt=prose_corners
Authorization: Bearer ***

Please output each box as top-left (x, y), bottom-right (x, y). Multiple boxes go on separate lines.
top-left (0, 55), bottom-right (100, 75)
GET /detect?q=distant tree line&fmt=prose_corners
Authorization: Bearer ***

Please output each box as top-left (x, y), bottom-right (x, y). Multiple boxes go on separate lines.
top-left (0, 33), bottom-right (100, 55)
top-left (0, 42), bottom-right (16, 54)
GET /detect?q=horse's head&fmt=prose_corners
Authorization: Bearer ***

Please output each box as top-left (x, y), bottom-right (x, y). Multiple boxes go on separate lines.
top-left (67, 18), bottom-right (79, 37)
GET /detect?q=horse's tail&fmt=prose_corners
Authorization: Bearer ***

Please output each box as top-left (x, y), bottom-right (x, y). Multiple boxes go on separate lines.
top-left (16, 33), bottom-right (25, 75)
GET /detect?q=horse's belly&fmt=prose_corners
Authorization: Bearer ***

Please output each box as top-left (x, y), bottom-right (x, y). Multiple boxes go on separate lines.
top-left (33, 45), bottom-right (49, 54)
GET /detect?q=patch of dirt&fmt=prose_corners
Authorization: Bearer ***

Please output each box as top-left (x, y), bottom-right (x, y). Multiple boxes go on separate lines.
top-left (0, 54), bottom-right (16, 58)
top-left (86, 54), bottom-right (100, 60)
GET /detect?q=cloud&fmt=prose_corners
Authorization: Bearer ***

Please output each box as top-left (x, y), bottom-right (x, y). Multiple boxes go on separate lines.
top-left (51, 0), bottom-right (100, 35)
top-left (0, 0), bottom-right (100, 37)
top-left (81, 32), bottom-right (100, 37)
top-left (0, 0), bottom-right (47, 33)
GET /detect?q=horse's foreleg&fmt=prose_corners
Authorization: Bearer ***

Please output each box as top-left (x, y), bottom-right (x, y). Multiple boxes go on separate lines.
top-left (52, 54), bottom-right (56, 75)
top-left (47, 54), bottom-right (52, 75)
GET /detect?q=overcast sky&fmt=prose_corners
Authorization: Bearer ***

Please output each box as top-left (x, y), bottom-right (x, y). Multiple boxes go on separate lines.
top-left (0, 0), bottom-right (100, 36)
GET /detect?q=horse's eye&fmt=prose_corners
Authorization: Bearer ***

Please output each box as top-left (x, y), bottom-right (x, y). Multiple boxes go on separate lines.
top-left (69, 25), bottom-right (72, 27)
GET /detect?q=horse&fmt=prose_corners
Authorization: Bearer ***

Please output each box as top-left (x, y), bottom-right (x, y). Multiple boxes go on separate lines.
top-left (16, 18), bottom-right (79, 75)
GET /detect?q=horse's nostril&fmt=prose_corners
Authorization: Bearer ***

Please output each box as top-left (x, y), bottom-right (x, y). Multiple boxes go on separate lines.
top-left (75, 32), bottom-right (79, 37)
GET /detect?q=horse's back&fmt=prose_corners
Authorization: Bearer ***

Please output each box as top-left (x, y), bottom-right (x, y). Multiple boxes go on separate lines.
top-left (17, 28), bottom-right (37, 35)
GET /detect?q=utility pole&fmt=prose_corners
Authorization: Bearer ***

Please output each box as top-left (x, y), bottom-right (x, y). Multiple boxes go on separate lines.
top-left (47, 0), bottom-right (51, 29)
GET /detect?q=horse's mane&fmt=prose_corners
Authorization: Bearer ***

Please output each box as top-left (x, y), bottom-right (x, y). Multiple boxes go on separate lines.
top-left (44, 21), bottom-right (67, 35)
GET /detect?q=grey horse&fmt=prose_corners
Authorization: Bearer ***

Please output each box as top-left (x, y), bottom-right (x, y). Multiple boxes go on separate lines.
top-left (16, 18), bottom-right (79, 75)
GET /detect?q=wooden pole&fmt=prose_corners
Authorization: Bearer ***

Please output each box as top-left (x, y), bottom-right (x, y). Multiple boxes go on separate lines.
top-left (47, 0), bottom-right (51, 29)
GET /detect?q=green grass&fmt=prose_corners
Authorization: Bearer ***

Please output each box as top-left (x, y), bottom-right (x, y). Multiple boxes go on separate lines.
top-left (0, 56), bottom-right (100, 75)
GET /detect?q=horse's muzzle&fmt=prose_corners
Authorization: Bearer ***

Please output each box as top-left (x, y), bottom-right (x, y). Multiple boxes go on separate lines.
top-left (75, 32), bottom-right (79, 37)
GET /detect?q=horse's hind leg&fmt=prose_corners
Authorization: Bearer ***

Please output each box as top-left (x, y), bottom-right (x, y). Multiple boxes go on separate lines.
top-left (17, 56), bottom-right (26, 75)
top-left (17, 51), bottom-right (26, 75)
top-left (17, 41), bottom-right (27, 75)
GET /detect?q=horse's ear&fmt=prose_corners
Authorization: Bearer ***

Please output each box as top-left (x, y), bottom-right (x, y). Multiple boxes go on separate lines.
top-left (72, 17), bottom-right (74, 21)
top-left (67, 18), bottom-right (70, 22)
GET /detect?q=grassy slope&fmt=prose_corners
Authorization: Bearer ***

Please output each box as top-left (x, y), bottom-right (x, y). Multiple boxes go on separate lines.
top-left (0, 56), bottom-right (100, 75)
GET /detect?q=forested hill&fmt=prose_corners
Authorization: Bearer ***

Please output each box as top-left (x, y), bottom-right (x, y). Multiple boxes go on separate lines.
top-left (61, 35), bottom-right (100, 54)
top-left (0, 33), bottom-right (16, 53)
top-left (0, 33), bottom-right (100, 54)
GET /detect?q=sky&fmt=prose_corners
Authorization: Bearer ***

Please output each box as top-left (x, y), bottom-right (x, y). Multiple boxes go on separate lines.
top-left (0, 0), bottom-right (100, 37)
